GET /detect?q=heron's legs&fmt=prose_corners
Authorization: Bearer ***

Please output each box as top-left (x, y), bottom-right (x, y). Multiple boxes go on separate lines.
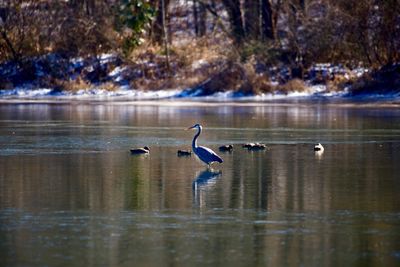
top-left (207, 163), bottom-right (215, 170)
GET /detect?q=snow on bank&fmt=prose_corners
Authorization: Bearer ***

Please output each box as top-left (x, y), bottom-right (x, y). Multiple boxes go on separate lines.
top-left (0, 85), bottom-right (359, 101)
top-left (0, 87), bottom-right (182, 100)
top-left (0, 55), bottom-right (398, 102)
top-left (2, 51), bottom-right (396, 102)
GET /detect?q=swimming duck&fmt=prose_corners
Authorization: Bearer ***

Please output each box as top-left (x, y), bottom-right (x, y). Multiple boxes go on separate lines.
top-left (242, 143), bottom-right (255, 148)
top-left (219, 145), bottom-right (233, 152)
top-left (247, 143), bottom-right (267, 150)
top-left (177, 150), bottom-right (192, 156)
top-left (130, 146), bottom-right (150, 154)
top-left (314, 143), bottom-right (324, 152)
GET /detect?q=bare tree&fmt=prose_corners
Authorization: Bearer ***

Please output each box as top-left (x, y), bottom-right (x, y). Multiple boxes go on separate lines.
top-left (222, 0), bottom-right (275, 43)
top-left (244, 0), bottom-right (260, 39)
top-left (197, 0), bottom-right (207, 36)
top-left (261, 0), bottom-right (274, 40)
top-left (222, 0), bottom-right (245, 43)
top-left (152, 0), bottom-right (170, 45)
top-left (193, 0), bottom-right (207, 37)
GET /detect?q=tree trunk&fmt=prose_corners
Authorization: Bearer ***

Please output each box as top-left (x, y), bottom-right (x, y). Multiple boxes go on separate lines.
top-left (210, 0), bottom-right (217, 31)
top-left (244, 0), bottom-right (260, 39)
top-left (222, 0), bottom-right (245, 43)
top-left (261, 0), bottom-right (274, 40)
top-left (198, 1), bottom-right (207, 36)
top-left (69, 0), bottom-right (95, 15)
top-left (193, 0), bottom-right (199, 36)
top-left (69, 0), bottom-right (83, 8)
top-left (1, 30), bottom-right (20, 64)
top-left (152, 0), bottom-right (170, 45)
top-left (161, 0), bottom-right (170, 73)
top-left (85, 0), bottom-right (95, 16)
top-left (299, 0), bottom-right (305, 10)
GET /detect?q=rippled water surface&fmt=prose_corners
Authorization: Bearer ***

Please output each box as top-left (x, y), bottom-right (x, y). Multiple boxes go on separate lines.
top-left (1, 101), bottom-right (400, 267)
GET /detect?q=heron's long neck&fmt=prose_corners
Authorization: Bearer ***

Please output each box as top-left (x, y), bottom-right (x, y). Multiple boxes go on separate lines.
top-left (192, 127), bottom-right (201, 149)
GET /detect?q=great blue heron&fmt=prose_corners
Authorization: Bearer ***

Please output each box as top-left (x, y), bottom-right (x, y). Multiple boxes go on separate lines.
top-left (130, 146), bottom-right (150, 154)
top-left (314, 143), bottom-right (324, 152)
top-left (187, 124), bottom-right (223, 167)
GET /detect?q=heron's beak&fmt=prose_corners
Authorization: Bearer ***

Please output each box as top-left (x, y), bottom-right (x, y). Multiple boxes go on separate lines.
top-left (186, 125), bottom-right (196, 130)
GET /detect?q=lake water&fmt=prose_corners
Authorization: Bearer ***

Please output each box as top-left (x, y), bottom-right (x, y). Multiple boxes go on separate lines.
top-left (1, 101), bottom-right (400, 267)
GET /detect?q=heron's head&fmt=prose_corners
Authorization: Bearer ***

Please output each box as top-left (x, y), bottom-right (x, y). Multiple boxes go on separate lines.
top-left (187, 123), bottom-right (202, 130)
top-left (143, 146), bottom-right (150, 151)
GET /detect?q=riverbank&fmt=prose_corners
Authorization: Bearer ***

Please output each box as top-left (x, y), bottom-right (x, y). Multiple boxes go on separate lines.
top-left (1, 97), bottom-right (400, 110)
top-left (1, 87), bottom-right (399, 104)
top-left (0, 51), bottom-right (399, 102)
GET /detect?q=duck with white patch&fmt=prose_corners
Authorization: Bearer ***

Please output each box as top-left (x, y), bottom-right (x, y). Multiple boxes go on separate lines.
top-left (130, 146), bottom-right (150, 155)
top-left (314, 143), bottom-right (324, 152)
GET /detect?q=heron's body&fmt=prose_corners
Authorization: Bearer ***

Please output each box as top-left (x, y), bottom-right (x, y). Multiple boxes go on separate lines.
top-left (188, 124), bottom-right (223, 166)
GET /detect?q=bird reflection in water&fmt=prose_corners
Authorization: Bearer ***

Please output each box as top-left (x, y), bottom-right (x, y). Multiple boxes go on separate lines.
top-left (192, 169), bottom-right (222, 208)
top-left (314, 143), bottom-right (324, 160)
top-left (315, 149), bottom-right (324, 160)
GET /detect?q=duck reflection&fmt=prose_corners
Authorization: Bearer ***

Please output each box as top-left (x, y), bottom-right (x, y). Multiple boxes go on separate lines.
top-left (192, 169), bottom-right (222, 208)
top-left (315, 150), bottom-right (324, 160)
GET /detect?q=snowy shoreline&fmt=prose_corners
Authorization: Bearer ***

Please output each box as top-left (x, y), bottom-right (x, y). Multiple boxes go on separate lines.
top-left (0, 86), bottom-right (399, 106)
top-left (1, 53), bottom-right (399, 103)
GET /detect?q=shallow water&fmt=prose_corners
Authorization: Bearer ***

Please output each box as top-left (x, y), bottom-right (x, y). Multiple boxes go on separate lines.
top-left (1, 102), bottom-right (400, 267)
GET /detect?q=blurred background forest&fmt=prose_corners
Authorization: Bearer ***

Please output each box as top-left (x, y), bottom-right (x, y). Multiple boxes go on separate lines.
top-left (0, 0), bottom-right (399, 95)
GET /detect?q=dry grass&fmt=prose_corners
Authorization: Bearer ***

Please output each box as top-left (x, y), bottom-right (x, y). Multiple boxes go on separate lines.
top-left (251, 73), bottom-right (273, 93)
top-left (322, 70), bottom-right (360, 92)
top-left (243, 63), bottom-right (273, 94)
top-left (60, 76), bottom-right (91, 91)
top-left (131, 77), bottom-right (181, 91)
top-left (59, 78), bottom-right (119, 92)
top-left (98, 82), bottom-right (119, 91)
top-left (41, 76), bottom-right (91, 91)
top-left (181, 61), bottom-right (275, 96)
top-left (201, 62), bottom-right (245, 93)
top-left (177, 38), bottom-right (228, 66)
top-left (277, 79), bottom-right (307, 94)
top-left (126, 38), bottom-right (229, 91)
